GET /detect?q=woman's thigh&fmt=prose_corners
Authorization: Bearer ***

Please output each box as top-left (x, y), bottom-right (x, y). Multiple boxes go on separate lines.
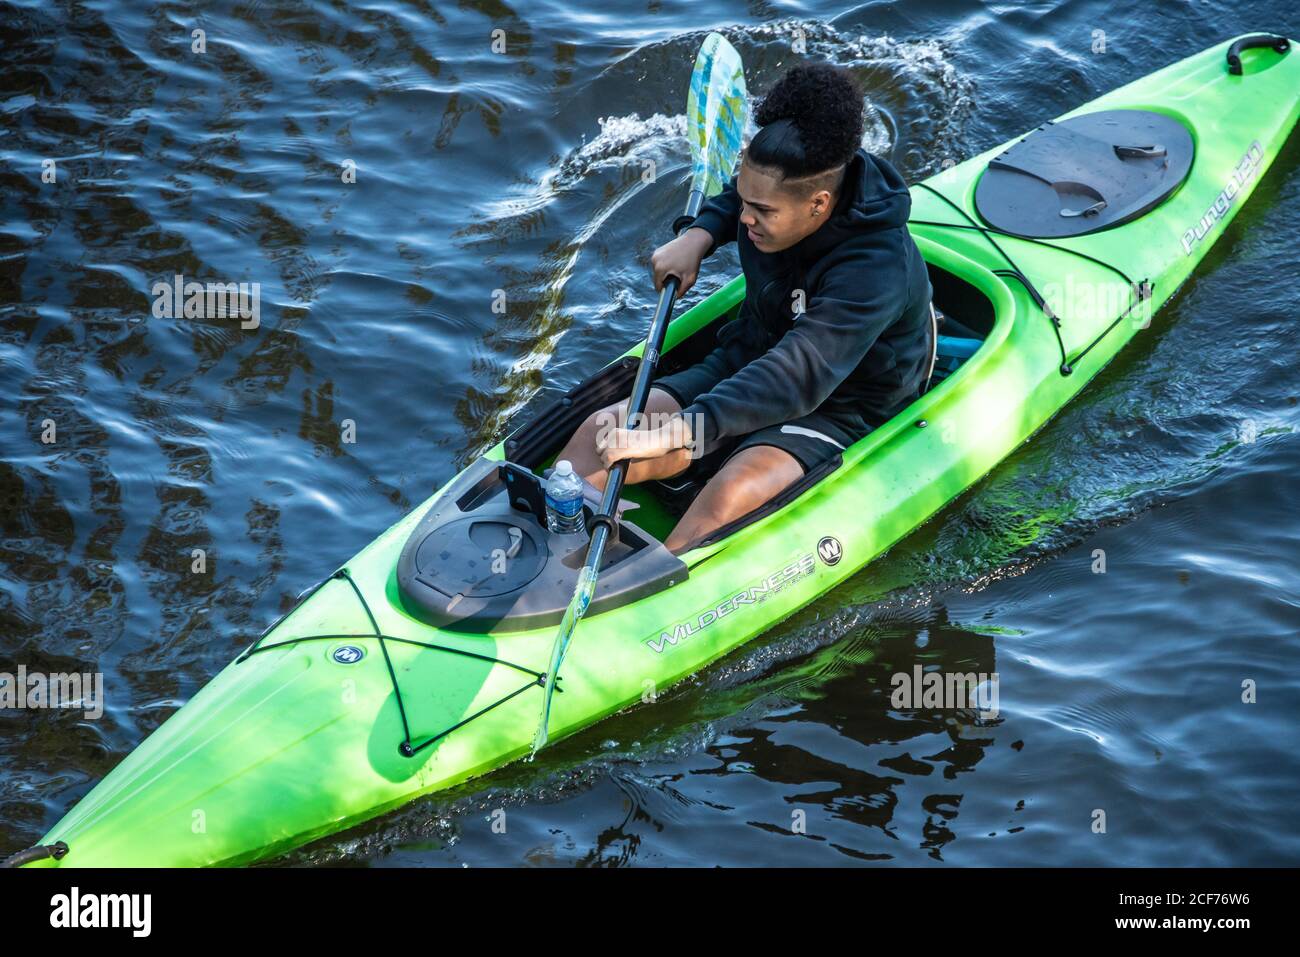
top-left (567, 387), bottom-right (693, 488)
top-left (665, 444), bottom-right (803, 551)
top-left (590, 386), bottom-right (683, 432)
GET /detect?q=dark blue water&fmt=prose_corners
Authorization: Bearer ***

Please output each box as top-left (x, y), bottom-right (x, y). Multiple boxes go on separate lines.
top-left (2, 0), bottom-right (1298, 866)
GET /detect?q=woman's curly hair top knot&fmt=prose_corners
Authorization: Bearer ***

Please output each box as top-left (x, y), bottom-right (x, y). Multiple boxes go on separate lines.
top-left (748, 62), bottom-right (865, 181)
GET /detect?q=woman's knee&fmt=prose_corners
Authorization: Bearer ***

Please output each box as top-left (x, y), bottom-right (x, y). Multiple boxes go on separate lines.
top-left (627, 445), bottom-right (692, 483)
top-left (562, 387), bottom-right (686, 471)
top-left (700, 449), bottom-right (801, 511)
top-left (584, 389), bottom-right (681, 446)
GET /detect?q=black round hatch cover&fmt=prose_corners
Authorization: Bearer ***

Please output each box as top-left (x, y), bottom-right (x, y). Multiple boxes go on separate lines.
top-left (974, 109), bottom-right (1194, 239)
top-left (413, 517), bottom-right (546, 598)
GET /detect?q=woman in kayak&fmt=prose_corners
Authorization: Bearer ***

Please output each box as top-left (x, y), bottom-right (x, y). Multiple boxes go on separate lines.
top-left (556, 62), bottom-right (936, 553)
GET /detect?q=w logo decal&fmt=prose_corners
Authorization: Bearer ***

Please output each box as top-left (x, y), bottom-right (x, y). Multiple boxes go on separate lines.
top-left (816, 536), bottom-right (842, 566)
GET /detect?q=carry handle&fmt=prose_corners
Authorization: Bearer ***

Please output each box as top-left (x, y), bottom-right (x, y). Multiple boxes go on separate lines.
top-left (1226, 34), bottom-right (1291, 75)
top-left (1114, 143), bottom-right (1166, 160)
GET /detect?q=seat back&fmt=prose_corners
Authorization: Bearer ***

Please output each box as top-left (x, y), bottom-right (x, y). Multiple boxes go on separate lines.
top-left (921, 301), bottom-right (940, 394)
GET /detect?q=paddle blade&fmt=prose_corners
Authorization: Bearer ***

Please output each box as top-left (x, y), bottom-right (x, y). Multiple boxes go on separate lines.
top-left (531, 564), bottom-right (598, 755)
top-left (686, 32), bottom-right (749, 199)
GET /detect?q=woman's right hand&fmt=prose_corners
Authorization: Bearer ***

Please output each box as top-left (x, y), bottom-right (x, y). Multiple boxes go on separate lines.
top-left (650, 227), bottom-right (712, 295)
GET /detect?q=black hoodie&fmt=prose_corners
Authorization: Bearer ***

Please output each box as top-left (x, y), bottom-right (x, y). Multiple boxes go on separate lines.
top-left (678, 147), bottom-right (934, 456)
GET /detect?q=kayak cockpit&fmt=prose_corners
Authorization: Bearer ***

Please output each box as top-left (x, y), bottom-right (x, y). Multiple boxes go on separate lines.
top-left (496, 261), bottom-right (994, 542)
top-left (396, 260), bottom-right (997, 632)
top-left (395, 456), bottom-right (685, 632)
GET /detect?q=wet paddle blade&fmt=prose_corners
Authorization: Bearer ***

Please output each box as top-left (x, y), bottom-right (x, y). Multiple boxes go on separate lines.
top-left (686, 32), bottom-right (749, 199)
top-left (531, 565), bottom-right (597, 755)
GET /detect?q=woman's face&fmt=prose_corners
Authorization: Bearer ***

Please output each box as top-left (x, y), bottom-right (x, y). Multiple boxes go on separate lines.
top-left (735, 159), bottom-right (836, 253)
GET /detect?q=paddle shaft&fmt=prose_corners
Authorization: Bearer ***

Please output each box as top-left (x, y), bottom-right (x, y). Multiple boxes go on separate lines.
top-left (530, 190), bottom-right (712, 755)
top-left (530, 26), bottom-right (748, 753)
top-left (583, 273), bottom-right (678, 568)
top-left (585, 190), bottom-right (705, 563)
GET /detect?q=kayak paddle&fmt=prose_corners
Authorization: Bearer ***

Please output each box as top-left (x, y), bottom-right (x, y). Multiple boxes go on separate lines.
top-left (530, 31), bottom-right (750, 755)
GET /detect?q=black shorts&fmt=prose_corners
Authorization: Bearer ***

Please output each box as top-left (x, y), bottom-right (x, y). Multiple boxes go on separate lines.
top-left (653, 302), bottom-right (936, 476)
top-left (652, 366), bottom-right (870, 476)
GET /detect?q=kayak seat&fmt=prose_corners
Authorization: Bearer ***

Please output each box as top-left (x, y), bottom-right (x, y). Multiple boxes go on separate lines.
top-left (929, 336), bottom-right (981, 386)
top-left (646, 470), bottom-right (708, 518)
top-left (927, 304), bottom-right (985, 389)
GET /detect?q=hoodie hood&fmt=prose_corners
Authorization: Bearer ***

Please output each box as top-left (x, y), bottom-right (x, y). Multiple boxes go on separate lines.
top-left (787, 148), bottom-right (913, 262)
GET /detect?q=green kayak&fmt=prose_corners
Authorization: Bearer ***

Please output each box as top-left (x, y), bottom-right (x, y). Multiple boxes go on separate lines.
top-left (20, 32), bottom-right (1299, 867)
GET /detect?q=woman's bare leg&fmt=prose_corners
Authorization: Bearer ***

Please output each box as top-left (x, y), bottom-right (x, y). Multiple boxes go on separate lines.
top-left (663, 445), bottom-right (803, 554)
top-left (554, 386), bottom-right (693, 491)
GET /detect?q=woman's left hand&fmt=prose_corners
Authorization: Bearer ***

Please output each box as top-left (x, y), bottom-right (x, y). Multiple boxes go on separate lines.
top-left (596, 417), bottom-right (692, 469)
top-left (597, 426), bottom-right (671, 468)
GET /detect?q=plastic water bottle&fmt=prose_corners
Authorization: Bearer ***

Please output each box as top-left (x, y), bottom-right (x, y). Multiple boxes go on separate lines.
top-left (545, 460), bottom-right (586, 535)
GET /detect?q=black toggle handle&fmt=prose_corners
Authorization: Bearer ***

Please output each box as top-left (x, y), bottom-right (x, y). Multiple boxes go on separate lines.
top-left (1114, 143), bottom-right (1166, 160)
top-left (1226, 34), bottom-right (1291, 75)
top-left (1060, 199), bottom-right (1107, 219)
